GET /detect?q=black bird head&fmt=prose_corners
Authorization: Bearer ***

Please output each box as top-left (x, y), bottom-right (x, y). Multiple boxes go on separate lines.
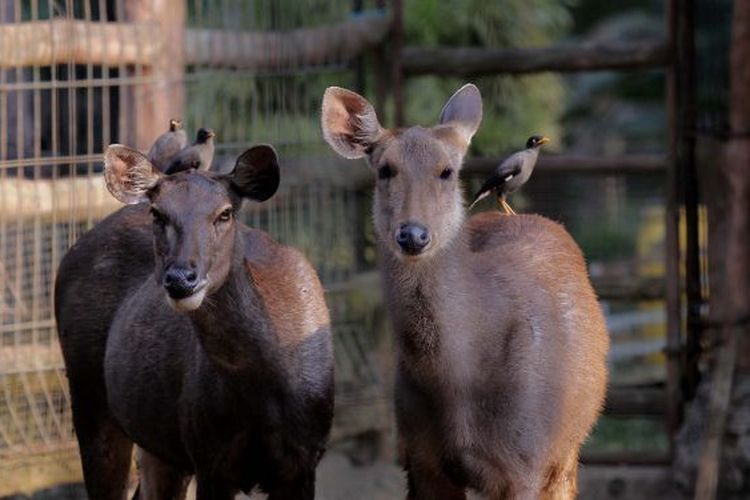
top-left (526, 135), bottom-right (550, 149)
top-left (169, 118), bottom-right (183, 131)
top-left (195, 128), bottom-right (216, 144)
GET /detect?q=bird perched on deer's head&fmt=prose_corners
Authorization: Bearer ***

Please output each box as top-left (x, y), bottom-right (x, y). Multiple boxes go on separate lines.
top-left (148, 118), bottom-right (188, 172)
top-left (165, 128), bottom-right (216, 175)
top-left (469, 135), bottom-right (549, 214)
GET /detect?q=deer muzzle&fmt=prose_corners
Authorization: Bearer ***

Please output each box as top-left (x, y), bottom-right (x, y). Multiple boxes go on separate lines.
top-left (163, 263), bottom-right (208, 312)
top-left (395, 222), bottom-right (432, 256)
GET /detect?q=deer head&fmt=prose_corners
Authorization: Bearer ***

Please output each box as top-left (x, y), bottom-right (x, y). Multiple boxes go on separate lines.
top-left (321, 84), bottom-right (482, 259)
top-left (104, 144), bottom-right (280, 311)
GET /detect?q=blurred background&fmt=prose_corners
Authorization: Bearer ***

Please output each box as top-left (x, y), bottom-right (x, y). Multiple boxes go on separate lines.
top-left (0, 0), bottom-right (748, 499)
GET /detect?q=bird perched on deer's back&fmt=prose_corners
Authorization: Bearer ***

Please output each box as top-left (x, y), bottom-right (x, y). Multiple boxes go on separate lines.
top-left (469, 135), bottom-right (549, 214)
top-left (148, 119), bottom-right (188, 173)
top-left (165, 128), bottom-right (215, 175)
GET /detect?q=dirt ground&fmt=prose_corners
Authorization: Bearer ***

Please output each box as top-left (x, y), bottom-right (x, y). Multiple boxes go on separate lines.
top-left (232, 451), bottom-right (406, 500)
top-left (237, 452), bottom-right (680, 500)
top-left (4, 451), bottom-right (682, 500)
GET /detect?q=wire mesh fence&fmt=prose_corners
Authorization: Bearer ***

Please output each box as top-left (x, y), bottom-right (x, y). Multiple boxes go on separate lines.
top-left (0, 0), bottom-right (389, 494)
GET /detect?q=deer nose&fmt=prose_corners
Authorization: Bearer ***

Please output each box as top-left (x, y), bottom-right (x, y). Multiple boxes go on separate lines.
top-left (163, 264), bottom-right (200, 299)
top-left (396, 223), bottom-right (431, 255)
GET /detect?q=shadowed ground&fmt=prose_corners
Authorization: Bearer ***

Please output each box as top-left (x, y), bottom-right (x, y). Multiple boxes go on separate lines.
top-left (3, 451), bottom-right (684, 500)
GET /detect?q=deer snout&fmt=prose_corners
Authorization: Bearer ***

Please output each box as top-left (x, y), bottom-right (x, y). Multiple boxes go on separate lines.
top-left (163, 264), bottom-right (201, 299)
top-left (396, 223), bottom-right (432, 255)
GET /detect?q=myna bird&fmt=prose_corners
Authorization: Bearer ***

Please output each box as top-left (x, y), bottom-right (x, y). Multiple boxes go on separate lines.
top-left (469, 135), bottom-right (550, 214)
top-left (165, 128), bottom-right (216, 175)
top-left (148, 118), bottom-right (188, 172)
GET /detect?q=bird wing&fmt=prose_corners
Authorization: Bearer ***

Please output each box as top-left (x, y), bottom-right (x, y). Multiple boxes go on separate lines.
top-left (165, 147), bottom-right (202, 175)
top-left (493, 152), bottom-right (525, 181)
top-left (468, 153), bottom-right (527, 209)
top-left (469, 153), bottom-right (524, 206)
top-left (150, 133), bottom-right (188, 172)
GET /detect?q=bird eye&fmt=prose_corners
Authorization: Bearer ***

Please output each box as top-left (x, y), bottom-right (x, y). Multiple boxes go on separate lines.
top-left (150, 207), bottom-right (167, 226)
top-left (378, 164), bottom-right (395, 180)
top-left (216, 208), bottom-right (233, 224)
top-left (440, 168), bottom-right (453, 180)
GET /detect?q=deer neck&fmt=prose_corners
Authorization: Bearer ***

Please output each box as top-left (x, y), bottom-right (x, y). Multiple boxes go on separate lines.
top-left (187, 233), bottom-right (276, 376)
top-left (379, 238), bottom-right (463, 364)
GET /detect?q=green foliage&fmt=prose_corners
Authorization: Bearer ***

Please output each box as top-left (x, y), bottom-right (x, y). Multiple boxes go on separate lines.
top-left (405, 0), bottom-right (574, 47)
top-left (184, 69), bottom-right (355, 158)
top-left (574, 219), bottom-right (636, 261)
top-left (583, 416), bottom-right (669, 453)
top-left (569, 0), bottom-right (659, 35)
top-left (403, 0), bottom-right (575, 155)
top-left (182, 0), bottom-right (577, 157)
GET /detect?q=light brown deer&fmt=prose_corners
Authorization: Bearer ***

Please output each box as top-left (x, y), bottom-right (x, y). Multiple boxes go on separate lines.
top-left (321, 84), bottom-right (609, 499)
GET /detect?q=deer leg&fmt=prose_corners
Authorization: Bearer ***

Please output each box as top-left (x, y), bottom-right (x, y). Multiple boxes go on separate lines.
top-left (560, 459), bottom-right (579, 500)
top-left (539, 451), bottom-right (579, 500)
top-left (194, 477), bottom-right (235, 500)
top-left (405, 459), bottom-right (466, 500)
top-left (72, 412), bottom-right (134, 500)
top-left (60, 314), bottom-right (132, 499)
top-left (132, 447), bottom-right (190, 500)
top-left (485, 479), bottom-right (542, 500)
top-left (265, 468), bottom-right (316, 500)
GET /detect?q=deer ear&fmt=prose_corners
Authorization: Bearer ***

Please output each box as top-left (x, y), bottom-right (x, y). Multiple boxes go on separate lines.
top-left (104, 144), bottom-right (162, 204)
top-left (229, 145), bottom-right (280, 202)
top-left (321, 86), bottom-right (383, 159)
top-left (438, 83), bottom-right (483, 147)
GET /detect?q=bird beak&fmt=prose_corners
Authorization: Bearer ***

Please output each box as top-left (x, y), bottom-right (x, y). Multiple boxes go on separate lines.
top-left (538, 137), bottom-right (550, 145)
top-left (207, 131), bottom-right (216, 139)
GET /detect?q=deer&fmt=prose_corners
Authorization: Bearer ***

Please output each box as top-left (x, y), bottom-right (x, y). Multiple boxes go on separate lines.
top-left (321, 84), bottom-right (609, 499)
top-left (54, 144), bottom-right (334, 500)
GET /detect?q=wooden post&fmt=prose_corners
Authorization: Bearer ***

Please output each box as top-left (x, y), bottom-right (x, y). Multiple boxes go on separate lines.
top-left (352, 0), bottom-right (366, 95)
top-left (126, 0), bottom-right (185, 151)
top-left (463, 153), bottom-right (667, 175)
top-left (400, 41), bottom-right (669, 76)
top-left (665, 0), bottom-right (684, 441)
top-left (373, 0), bottom-right (387, 121)
top-left (692, 1), bottom-right (750, 498)
top-left (724, 0), bottom-right (750, 371)
top-left (693, 333), bottom-right (736, 500)
top-left (391, 0), bottom-right (404, 127)
top-left (1, 4), bottom-right (33, 162)
top-left (678, 0), bottom-right (702, 402)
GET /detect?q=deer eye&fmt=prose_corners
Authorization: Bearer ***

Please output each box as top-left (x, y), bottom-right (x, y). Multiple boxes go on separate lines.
top-left (440, 168), bottom-right (453, 180)
top-left (150, 207), bottom-right (168, 226)
top-left (216, 207), bottom-right (233, 224)
top-left (378, 164), bottom-right (395, 180)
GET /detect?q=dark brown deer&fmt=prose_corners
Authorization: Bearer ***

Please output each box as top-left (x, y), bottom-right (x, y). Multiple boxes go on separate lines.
top-left (54, 145), bottom-right (334, 499)
top-left (321, 84), bottom-right (609, 499)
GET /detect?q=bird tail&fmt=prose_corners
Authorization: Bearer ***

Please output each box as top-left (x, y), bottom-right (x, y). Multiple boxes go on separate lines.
top-left (468, 189), bottom-right (491, 210)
